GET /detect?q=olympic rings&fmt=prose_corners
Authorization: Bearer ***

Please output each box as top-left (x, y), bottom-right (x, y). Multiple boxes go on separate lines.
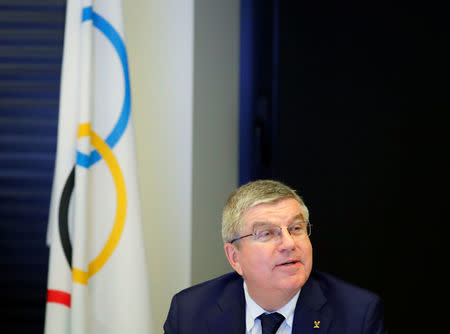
top-left (70, 123), bottom-right (127, 285)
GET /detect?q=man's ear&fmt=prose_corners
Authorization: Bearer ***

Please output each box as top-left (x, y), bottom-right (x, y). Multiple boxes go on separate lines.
top-left (224, 242), bottom-right (243, 275)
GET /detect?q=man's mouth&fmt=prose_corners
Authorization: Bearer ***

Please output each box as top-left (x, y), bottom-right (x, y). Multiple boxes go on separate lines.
top-left (278, 260), bottom-right (299, 266)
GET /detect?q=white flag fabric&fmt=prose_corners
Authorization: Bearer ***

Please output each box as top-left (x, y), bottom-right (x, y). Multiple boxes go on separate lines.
top-left (45, 0), bottom-right (152, 333)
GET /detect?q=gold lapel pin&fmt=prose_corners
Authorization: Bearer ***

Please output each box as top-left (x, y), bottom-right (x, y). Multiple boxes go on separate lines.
top-left (314, 320), bottom-right (320, 328)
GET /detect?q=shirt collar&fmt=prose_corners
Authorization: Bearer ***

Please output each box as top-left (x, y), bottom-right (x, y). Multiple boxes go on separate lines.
top-left (243, 281), bottom-right (301, 332)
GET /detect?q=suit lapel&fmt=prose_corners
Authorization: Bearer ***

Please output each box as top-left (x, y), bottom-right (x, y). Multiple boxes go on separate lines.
top-left (203, 273), bottom-right (334, 334)
top-left (292, 276), bottom-right (333, 334)
top-left (206, 275), bottom-right (246, 334)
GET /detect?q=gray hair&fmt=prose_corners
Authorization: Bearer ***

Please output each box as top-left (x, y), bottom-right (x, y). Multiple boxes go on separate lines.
top-left (221, 180), bottom-right (309, 243)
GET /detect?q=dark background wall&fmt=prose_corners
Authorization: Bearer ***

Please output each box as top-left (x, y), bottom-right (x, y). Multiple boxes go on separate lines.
top-left (0, 1), bottom-right (65, 333)
top-left (241, 1), bottom-right (447, 332)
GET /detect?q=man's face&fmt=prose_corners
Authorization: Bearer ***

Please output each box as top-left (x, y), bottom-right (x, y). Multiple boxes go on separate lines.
top-left (224, 198), bottom-right (313, 308)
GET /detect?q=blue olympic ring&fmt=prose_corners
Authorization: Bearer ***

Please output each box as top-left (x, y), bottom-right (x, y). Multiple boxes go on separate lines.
top-left (76, 6), bottom-right (131, 168)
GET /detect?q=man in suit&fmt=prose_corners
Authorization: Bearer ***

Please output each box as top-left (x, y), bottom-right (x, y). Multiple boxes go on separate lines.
top-left (164, 180), bottom-right (387, 333)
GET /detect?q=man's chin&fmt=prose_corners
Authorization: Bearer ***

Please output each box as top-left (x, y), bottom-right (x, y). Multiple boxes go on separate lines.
top-left (276, 274), bottom-right (306, 293)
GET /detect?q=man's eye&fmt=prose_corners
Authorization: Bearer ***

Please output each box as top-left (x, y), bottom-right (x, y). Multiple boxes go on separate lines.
top-left (256, 229), bottom-right (274, 239)
top-left (290, 224), bottom-right (304, 233)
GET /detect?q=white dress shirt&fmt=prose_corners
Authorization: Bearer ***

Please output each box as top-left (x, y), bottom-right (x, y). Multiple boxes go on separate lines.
top-left (244, 282), bottom-right (301, 334)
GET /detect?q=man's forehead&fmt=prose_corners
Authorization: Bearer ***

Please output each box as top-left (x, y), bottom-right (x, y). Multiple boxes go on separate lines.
top-left (242, 198), bottom-right (305, 224)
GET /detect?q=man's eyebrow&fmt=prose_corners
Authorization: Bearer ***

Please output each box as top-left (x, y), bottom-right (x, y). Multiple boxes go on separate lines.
top-left (251, 221), bottom-right (273, 227)
top-left (250, 213), bottom-right (305, 228)
top-left (250, 221), bottom-right (275, 230)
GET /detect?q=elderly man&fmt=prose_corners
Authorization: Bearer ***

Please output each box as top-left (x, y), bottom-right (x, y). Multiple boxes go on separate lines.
top-left (164, 180), bottom-right (387, 334)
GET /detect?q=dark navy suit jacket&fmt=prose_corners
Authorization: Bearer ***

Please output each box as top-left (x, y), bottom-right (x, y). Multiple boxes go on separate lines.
top-left (164, 271), bottom-right (387, 334)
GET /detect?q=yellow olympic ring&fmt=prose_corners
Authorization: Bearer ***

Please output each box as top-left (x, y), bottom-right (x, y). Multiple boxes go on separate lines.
top-left (72, 123), bottom-right (127, 285)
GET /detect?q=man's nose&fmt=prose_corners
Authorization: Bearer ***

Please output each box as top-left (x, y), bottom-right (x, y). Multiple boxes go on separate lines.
top-left (277, 227), bottom-right (296, 250)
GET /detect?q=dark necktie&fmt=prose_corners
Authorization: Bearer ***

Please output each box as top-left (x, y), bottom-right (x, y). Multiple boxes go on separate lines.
top-left (258, 312), bottom-right (285, 334)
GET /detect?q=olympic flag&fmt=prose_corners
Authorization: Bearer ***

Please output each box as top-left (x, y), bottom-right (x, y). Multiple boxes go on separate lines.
top-left (44, 0), bottom-right (152, 333)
